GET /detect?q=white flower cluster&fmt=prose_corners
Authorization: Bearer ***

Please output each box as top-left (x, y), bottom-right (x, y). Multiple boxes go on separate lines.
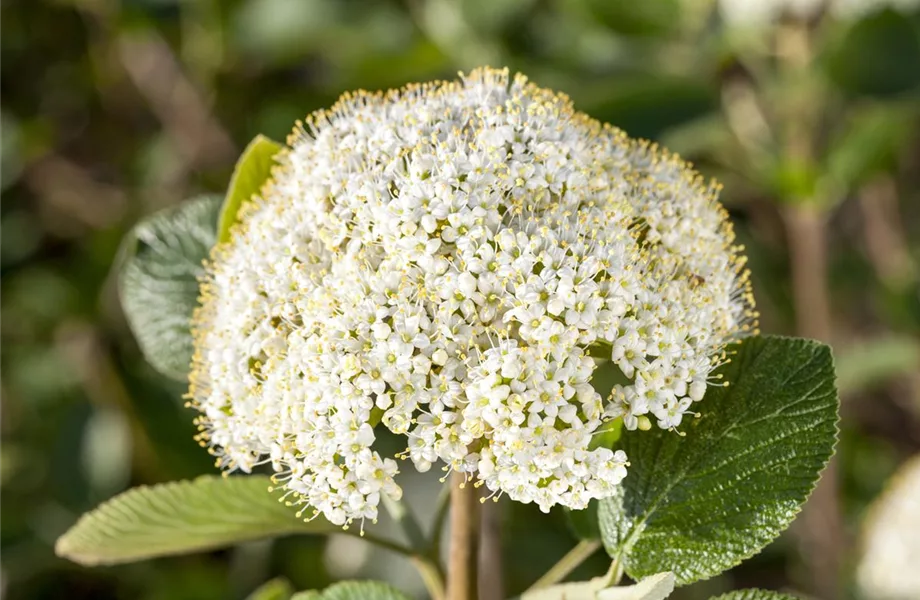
top-left (189, 68), bottom-right (756, 526)
top-left (857, 457), bottom-right (920, 600)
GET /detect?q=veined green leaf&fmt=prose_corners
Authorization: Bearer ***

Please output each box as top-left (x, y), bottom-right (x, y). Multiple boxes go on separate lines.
top-left (599, 336), bottom-right (838, 585)
top-left (709, 590), bottom-right (798, 600)
top-left (315, 581), bottom-right (412, 600)
top-left (55, 475), bottom-right (336, 565)
top-left (218, 134), bottom-right (283, 243)
top-left (118, 195), bottom-right (221, 380)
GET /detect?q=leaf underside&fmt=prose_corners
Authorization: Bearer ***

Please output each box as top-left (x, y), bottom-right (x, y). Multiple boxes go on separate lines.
top-left (709, 590), bottom-right (798, 600)
top-left (55, 475), bottom-right (335, 566)
top-left (118, 195), bottom-right (221, 381)
top-left (599, 335), bottom-right (838, 585)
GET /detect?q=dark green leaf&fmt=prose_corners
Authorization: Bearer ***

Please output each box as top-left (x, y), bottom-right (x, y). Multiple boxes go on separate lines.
top-left (822, 9), bottom-right (920, 97)
top-left (118, 196), bottom-right (221, 381)
top-left (582, 0), bottom-right (683, 37)
top-left (598, 336), bottom-right (838, 585)
top-left (55, 475), bottom-right (336, 565)
top-left (219, 134), bottom-right (283, 243)
top-left (566, 501), bottom-right (602, 541)
top-left (579, 78), bottom-right (717, 141)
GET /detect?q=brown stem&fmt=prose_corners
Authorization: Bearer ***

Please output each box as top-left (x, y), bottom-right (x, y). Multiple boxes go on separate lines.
top-left (447, 473), bottom-right (480, 600)
top-left (784, 206), bottom-right (833, 340)
top-left (478, 498), bottom-right (503, 600)
top-left (783, 205), bottom-right (843, 600)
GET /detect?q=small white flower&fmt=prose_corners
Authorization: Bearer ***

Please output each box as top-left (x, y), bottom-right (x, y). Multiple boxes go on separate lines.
top-left (189, 67), bottom-right (757, 524)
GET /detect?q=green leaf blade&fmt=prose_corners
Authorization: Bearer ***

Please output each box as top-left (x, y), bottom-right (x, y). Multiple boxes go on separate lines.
top-left (599, 336), bottom-right (838, 585)
top-left (55, 475), bottom-right (335, 566)
top-left (319, 581), bottom-right (412, 600)
top-left (118, 195), bottom-right (221, 380)
top-left (218, 134), bottom-right (283, 243)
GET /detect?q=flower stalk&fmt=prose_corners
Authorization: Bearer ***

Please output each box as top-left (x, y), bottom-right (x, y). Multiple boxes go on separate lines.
top-left (448, 474), bottom-right (480, 600)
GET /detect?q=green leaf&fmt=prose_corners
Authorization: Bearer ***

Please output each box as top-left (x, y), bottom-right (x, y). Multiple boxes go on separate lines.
top-left (55, 475), bottom-right (336, 565)
top-left (579, 78), bottom-right (717, 141)
top-left (582, 0), bottom-right (683, 37)
top-left (821, 9), bottom-right (920, 97)
top-left (315, 581), bottom-right (412, 600)
top-left (118, 196), bottom-right (221, 381)
top-left (598, 336), bottom-right (838, 585)
top-left (523, 570), bottom-right (675, 600)
top-left (566, 501), bottom-right (602, 541)
top-left (826, 104), bottom-right (917, 191)
top-left (219, 134), bottom-right (283, 243)
top-left (247, 578), bottom-right (294, 600)
top-left (709, 590), bottom-right (798, 600)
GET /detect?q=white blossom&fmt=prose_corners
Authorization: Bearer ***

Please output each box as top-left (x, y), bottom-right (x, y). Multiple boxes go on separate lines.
top-left (189, 68), bottom-right (757, 524)
top-left (857, 456), bottom-right (920, 600)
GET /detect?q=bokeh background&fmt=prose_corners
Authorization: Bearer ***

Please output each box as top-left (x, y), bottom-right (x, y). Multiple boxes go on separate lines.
top-left (2, 0), bottom-right (920, 599)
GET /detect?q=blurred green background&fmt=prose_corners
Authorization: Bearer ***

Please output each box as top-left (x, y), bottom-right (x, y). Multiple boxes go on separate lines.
top-left (2, 0), bottom-right (920, 599)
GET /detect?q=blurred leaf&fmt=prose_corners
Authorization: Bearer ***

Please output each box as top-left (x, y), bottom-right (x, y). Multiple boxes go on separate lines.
top-left (0, 442), bottom-right (26, 487)
top-left (118, 196), bottom-right (220, 381)
top-left (598, 336), bottom-right (838, 585)
top-left (460, 0), bottom-right (539, 34)
top-left (248, 578), bottom-right (294, 600)
top-left (219, 135), bottom-right (283, 243)
top-left (1, 110), bottom-right (23, 191)
top-left (836, 335), bottom-right (920, 394)
top-left (566, 502), bottom-right (602, 541)
top-left (709, 591), bottom-right (797, 600)
top-left (81, 407), bottom-right (132, 499)
top-left (580, 0), bottom-right (682, 37)
top-left (231, 0), bottom-right (341, 63)
top-left (309, 581), bottom-right (412, 600)
top-left (770, 158), bottom-right (819, 204)
top-left (822, 9), bottom-right (920, 97)
top-left (524, 570), bottom-right (675, 600)
top-left (826, 103), bottom-right (918, 190)
top-left (291, 593), bottom-right (323, 600)
top-left (583, 78), bottom-right (717, 141)
top-left (55, 475), bottom-right (336, 566)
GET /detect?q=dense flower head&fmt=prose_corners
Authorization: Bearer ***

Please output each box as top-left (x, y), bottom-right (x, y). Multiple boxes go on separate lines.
top-left (189, 68), bottom-right (757, 526)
